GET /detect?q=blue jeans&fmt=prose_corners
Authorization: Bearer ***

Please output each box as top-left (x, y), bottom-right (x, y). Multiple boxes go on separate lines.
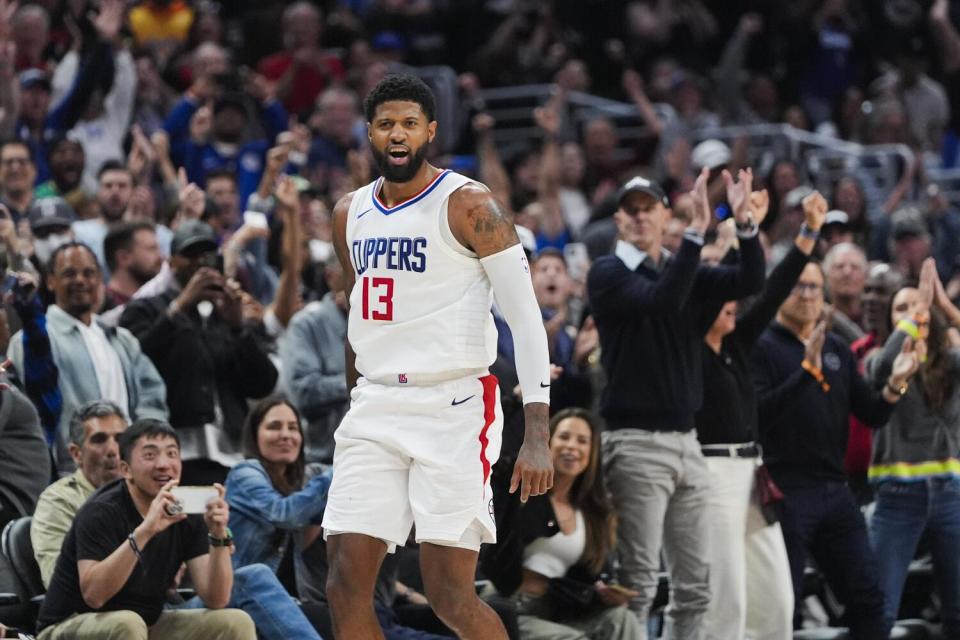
top-left (869, 477), bottom-right (960, 638)
top-left (182, 563), bottom-right (322, 639)
top-left (779, 482), bottom-right (885, 640)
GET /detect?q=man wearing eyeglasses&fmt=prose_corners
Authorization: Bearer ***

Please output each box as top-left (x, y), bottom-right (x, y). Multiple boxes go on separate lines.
top-left (0, 140), bottom-right (37, 221)
top-left (750, 261), bottom-right (921, 638)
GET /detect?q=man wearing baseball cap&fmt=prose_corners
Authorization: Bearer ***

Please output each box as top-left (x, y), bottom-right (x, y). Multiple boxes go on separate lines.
top-left (588, 168), bottom-right (765, 636)
top-left (27, 196), bottom-right (77, 268)
top-left (120, 220), bottom-right (278, 485)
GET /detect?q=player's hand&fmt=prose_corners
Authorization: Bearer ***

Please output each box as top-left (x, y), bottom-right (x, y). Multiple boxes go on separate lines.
top-left (511, 413), bottom-right (554, 503)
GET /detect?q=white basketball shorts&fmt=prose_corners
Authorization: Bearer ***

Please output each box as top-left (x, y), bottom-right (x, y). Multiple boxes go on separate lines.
top-left (322, 373), bottom-right (503, 553)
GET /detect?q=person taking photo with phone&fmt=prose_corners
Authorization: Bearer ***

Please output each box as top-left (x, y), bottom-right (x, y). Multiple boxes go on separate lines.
top-left (120, 220), bottom-right (278, 485)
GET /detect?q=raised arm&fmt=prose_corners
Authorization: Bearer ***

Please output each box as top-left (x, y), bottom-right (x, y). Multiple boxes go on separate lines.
top-left (735, 189), bottom-right (825, 348)
top-left (472, 113), bottom-right (512, 209)
top-left (533, 101), bottom-right (566, 242)
top-left (449, 184), bottom-right (553, 502)
top-left (331, 191), bottom-right (359, 391)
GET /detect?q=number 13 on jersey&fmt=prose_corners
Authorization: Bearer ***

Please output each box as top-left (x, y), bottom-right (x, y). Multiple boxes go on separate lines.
top-left (361, 276), bottom-right (395, 320)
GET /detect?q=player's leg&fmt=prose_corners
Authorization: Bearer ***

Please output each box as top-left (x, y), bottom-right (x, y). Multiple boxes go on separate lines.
top-left (419, 540), bottom-right (508, 640)
top-left (321, 382), bottom-right (416, 639)
top-left (326, 533), bottom-right (390, 639)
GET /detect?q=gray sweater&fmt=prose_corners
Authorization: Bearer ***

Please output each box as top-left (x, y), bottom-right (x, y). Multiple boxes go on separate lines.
top-left (865, 329), bottom-right (960, 483)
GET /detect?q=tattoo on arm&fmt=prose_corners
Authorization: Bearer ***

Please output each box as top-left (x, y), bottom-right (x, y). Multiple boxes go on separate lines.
top-left (465, 195), bottom-right (520, 258)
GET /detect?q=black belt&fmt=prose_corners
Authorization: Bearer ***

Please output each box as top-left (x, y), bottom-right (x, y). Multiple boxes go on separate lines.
top-left (701, 444), bottom-right (761, 458)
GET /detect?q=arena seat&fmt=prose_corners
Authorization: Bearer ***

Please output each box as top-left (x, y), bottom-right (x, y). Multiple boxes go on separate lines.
top-left (1, 517), bottom-right (44, 631)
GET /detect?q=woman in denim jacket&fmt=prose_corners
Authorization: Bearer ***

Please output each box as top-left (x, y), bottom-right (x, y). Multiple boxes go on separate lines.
top-left (225, 395), bottom-right (332, 634)
top-left (866, 261), bottom-right (960, 638)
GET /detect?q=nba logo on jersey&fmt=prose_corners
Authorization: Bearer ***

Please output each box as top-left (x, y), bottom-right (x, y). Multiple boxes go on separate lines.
top-left (398, 374), bottom-right (408, 384)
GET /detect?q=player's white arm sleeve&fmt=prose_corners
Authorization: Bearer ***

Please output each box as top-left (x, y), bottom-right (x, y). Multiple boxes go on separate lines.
top-left (481, 243), bottom-right (551, 405)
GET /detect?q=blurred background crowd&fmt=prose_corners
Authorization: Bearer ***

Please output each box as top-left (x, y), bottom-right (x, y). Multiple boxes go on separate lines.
top-left (0, 0), bottom-right (958, 638)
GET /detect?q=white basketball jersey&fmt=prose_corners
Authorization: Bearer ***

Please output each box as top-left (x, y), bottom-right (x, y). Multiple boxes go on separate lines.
top-left (344, 170), bottom-right (498, 384)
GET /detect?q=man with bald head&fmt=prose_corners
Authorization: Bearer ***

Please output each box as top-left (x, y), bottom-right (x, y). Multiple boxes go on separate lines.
top-left (824, 242), bottom-right (868, 344)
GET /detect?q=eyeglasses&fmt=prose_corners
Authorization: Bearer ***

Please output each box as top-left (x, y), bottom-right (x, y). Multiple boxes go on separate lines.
top-left (792, 282), bottom-right (823, 295)
top-left (1, 157), bottom-right (30, 167)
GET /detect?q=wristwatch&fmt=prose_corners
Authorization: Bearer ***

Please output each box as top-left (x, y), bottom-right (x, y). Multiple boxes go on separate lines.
top-left (208, 529), bottom-right (234, 547)
top-left (885, 380), bottom-right (909, 397)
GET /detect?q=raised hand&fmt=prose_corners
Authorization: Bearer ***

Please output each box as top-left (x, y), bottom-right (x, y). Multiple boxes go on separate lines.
top-left (0, 0), bottom-right (19, 42)
top-left (177, 168), bottom-right (206, 220)
top-left (688, 167), bottom-right (712, 233)
top-left (275, 175), bottom-right (299, 213)
top-left (722, 167), bottom-right (753, 223)
top-left (917, 257), bottom-right (937, 312)
top-left (890, 337), bottom-right (921, 385)
top-left (621, 68), bottom-right (645, 98)
top-left (533, 105), bottom-right (561, 138)
top-left (748, 189), bottom-right (770, 227)
top-left (471, 112), bottom-right (495, 136)
top-left (801, 191), bottom-right (828, 231)
top-left (189, 105), bottom-right (213, 144)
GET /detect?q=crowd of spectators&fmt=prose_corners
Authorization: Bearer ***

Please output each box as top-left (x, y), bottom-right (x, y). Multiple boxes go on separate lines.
top-left (0, 0), bottom-right (958, 638)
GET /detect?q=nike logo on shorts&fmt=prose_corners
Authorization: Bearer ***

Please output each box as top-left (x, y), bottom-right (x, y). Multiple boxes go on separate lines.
top-left (451, 395), bottom-right (475, 406)
top-left (540, 381), bottom-right (550, 388)
top-left (357, 207), bottom-right (373, 219)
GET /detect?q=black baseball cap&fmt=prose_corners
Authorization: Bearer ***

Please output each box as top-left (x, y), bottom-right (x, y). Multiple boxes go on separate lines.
top-left (617, 176), bottom-right (669, 208)
top-left (28, 197), bottom-right (76, 231)
top-left (171, 220), bottom-right (218, 256)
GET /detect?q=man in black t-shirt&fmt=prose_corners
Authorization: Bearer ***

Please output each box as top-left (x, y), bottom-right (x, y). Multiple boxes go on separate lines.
top-left (37, 419), bottom-right (255, 640)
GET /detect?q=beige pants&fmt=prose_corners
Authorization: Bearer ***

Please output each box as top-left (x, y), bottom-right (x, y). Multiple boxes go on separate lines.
top-left (512, 592), bottom-right (643, 640)
top-left (37, 608), bottom-right (256, 640)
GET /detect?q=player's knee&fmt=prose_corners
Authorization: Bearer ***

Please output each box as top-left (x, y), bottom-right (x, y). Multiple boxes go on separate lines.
top-left (424, 581), bottom-right (475, 623)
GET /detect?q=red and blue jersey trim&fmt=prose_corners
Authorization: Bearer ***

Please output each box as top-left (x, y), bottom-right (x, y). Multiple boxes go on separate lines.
top-left (371, 169), bottom-right (452, 215)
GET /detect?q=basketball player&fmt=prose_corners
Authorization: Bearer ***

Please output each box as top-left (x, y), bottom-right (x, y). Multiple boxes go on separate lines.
top-left (322, 74), bottom-right (554, 639)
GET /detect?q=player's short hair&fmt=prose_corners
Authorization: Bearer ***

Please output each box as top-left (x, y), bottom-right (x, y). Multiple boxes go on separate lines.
top-left (364, 73), bottom-right (436, 123)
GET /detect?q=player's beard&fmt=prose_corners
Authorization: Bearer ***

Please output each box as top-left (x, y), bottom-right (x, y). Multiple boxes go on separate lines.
top-left (371, 140), bottom-right (431, 183)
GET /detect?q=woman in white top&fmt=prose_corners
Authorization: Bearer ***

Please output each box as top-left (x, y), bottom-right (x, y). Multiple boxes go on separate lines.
top-left (482, 408), bottom-right (641, 640)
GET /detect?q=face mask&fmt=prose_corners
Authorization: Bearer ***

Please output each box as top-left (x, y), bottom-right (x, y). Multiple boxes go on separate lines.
top-left (34, 232), bottom-right (73, 265)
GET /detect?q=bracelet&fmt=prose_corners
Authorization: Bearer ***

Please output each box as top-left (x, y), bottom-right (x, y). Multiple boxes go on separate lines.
top-left (799, 223), bottom-right (819, 240)
top-left (801, 359), bottom-right (831, 392)
top-left (208, 529), bottom-right (234, 547)
top-left (128, 533), bottom-right (145, 568)
top-left (896, 318), bottom-right (920, 339)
